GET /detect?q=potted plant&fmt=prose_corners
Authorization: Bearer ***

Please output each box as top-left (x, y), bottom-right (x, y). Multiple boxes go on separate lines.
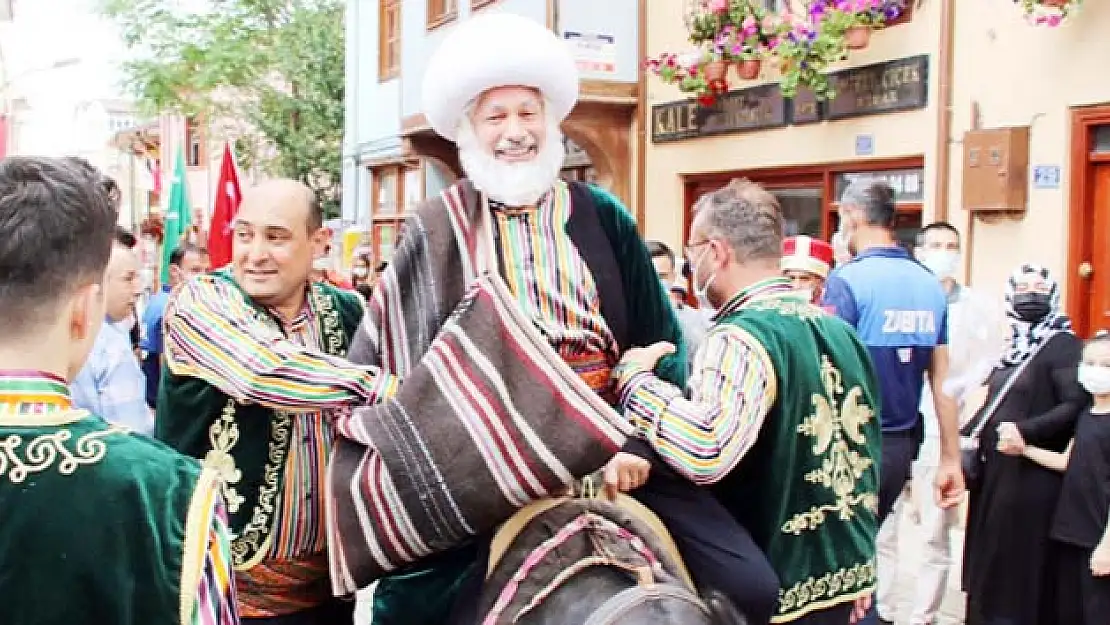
top-left (820, 0), bottom-right (893, 50)
top-left (1014, 0), bottom-right (1081, 25)
top-left (771, 4), bottom-right (846, 99)
top-left (646, 51), bottom-right (729, 107)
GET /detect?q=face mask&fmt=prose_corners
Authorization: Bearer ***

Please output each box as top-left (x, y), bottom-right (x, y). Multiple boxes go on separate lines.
top-left (313, 257), bottom-right (332, 271)
top-left (1079, 365), bottom-right (1110, 395)
top-left (352, 267), bottom-right (369, 278)
top-left (922, 250), bottom-right (960, 279)
top-left (797, 287), bottom-right (815, 303)
top-left (691, 246), bottom-right (717, 310)
top-left (1012, 292), bottom-right (1051, 323)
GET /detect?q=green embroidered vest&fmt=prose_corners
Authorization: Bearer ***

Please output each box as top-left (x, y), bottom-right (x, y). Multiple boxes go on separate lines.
top-left (712, 295), bottom-right (882, 623)
top-left (0, 410), bottom-right (215, 625)
top-left (156, 270), bottom-right (364, 570)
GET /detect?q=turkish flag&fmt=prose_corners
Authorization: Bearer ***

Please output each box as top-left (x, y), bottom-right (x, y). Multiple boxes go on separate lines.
top-left (207, 143), bottom-right (242, 269)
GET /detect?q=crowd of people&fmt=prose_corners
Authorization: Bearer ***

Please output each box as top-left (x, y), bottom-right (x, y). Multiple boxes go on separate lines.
top-left (2, 11), bottom-right (1109, 625)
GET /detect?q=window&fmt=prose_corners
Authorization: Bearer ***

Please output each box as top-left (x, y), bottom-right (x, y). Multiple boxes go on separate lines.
top-left (379, 0), bottom-right (401, 81)
top-left (427, 0), bottom-right (457, 30)
top-left (185, 117), bottom-right (206, 168)
top-left (1094, 126), bottom-right (1110, 154)
top-left (369, 163), bottom-right (425, 262)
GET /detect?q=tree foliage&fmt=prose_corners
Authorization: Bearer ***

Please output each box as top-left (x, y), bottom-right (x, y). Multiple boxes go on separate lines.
top-left (102, 0), bottom-right (345, 217)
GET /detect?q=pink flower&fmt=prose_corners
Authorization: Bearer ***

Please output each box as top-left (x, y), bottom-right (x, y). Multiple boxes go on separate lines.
top-left (1046, 13), bottom-right (1063, 26)
top-left (1034, 14), bottom-right (1048, 24)
top-left (708, 0), bottom-right (728, 13)
top-left (742, 15), bottom-right (757, 30)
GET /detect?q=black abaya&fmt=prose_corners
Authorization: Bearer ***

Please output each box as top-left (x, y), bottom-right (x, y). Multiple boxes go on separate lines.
top-left (963, 332), bottom-right (1087, 625)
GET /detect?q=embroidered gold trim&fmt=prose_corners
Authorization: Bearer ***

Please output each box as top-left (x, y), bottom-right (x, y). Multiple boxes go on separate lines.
top-left (748, 297), bottom-right (823, 320)
top-left (0, 426), bottom-right (118, 482)
top-left (773, 561), bottom-right (876, 623)
top-left (203, 400), bottom-right (245, 514)
top-left (232, 410), bottom-right (293, 570)
top-left (782, 355), bottom-right (877, 535)
top-left (179, 466), bottom-right (221, 625)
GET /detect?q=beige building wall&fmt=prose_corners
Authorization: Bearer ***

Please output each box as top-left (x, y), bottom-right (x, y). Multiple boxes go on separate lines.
top-left (641, 0), bottom-right (1110, 316)
top-left (949, 1), bottom-right (1110, 303)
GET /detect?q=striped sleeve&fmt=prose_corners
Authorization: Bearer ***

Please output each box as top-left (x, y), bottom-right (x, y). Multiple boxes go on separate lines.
top-left (165, 277), bottom-right (399, 410)
top-left (616, 326), bottom-right (776, 485)
top-left (191, 498), bottom-right (239, 625)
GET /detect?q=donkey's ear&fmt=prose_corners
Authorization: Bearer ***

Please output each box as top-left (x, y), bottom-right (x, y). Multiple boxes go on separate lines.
top-left (702, 588), bottom-right (749, 625)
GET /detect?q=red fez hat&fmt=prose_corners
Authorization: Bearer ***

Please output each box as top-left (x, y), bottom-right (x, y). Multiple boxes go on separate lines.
top-left (782, 235), bottom-right (833, 279)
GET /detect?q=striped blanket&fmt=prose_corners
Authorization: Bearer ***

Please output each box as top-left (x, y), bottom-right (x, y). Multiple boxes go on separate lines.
top-left (325, 181), bottom-right (633, 596)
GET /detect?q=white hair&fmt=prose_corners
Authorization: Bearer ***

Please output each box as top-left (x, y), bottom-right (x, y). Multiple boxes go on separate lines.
top-left (456, 99), bottom-right (566, 207)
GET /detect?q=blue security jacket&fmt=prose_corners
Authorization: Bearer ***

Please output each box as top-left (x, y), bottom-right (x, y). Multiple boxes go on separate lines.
top-left (821, 246), bottom-right (948, 432)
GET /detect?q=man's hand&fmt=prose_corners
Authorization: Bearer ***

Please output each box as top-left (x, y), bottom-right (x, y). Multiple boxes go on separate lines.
top-left (618, 342), bottom-right (677, 374)
top-left (603, 452), bottom-right (651, 498)
top-left (934, 459), bottom-right (965, 509)
top-left (849, 593), bottom-right (872, 624)
top-left (1091, 544), bottom-right (1110, 577)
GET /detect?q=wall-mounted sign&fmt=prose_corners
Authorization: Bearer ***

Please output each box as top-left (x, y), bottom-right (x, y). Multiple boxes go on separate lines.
top-left (855, 134), bottom-right (875, 156)
top-left (1032, 165), bottom-right (1061, 189)
top-left (563, 32), bottom-right (617, 75)
top-left (834, 167), bottom-right (925, 203)
top-left (825, 55), bottom-right (929, 121)
top-left (791, 89), bottom-right (821, 125)
top-left (650, 56), bottom-right (930, 143)
top-left (651, 84), bottom-right (786, 143)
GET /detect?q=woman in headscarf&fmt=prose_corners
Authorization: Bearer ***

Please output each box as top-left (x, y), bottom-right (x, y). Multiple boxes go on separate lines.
top-left (962, 263), bottom-right (1088, 625)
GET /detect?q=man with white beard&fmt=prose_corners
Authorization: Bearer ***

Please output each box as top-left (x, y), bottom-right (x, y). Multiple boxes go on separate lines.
top-left (328, 12), bottom-right (779, 625)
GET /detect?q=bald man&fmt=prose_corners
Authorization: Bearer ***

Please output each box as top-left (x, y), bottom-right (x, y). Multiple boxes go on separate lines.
top-left (156, 180), bottom-right (397, 625)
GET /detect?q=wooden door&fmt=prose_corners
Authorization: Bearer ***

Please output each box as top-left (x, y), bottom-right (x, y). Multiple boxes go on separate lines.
top-left (1084, 164), bottom-right (1110, 333)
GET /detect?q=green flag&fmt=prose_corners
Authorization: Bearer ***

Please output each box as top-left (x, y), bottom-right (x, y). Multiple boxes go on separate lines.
top-left (160, 149), bottom-right (191, 285)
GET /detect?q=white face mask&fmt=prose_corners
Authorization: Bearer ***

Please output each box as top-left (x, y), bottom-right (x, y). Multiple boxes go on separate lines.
top-left (313, 257), bottom-right (332, 271)
top-left (691, 246), bottom-right (717, 310)
top-left (797, 287), bottom-right (815, 303)
top-left (921, 250), bottom-right (960, 279)
top-left (1079, 364), bottom-right (1110, 395)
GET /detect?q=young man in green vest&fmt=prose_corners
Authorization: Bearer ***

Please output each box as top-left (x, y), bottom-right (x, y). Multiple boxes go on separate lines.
top-left (157, 179), bottom-right (397, 624)
top-left (0, 156), bottom-right (237, 624)
top-left (613, 179), bottom-right (883, 624)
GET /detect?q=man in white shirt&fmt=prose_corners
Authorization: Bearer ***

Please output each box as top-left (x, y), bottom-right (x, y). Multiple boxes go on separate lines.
top-left (875, 221), bottom-right (1003, 625)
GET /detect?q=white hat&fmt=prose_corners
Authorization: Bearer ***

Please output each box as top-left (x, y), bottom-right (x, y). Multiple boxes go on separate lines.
top-left (420, 12), bottom-right (580, 142)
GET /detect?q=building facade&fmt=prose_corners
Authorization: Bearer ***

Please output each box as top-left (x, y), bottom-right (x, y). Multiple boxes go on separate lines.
top-left (341, 0), bottom-right (644, 263)
top-left (644, 0), bottom-right (1110, 337)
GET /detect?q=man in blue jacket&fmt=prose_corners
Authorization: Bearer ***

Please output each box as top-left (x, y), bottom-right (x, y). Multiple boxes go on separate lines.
top-left (821, 180), bottom-right (965, 523)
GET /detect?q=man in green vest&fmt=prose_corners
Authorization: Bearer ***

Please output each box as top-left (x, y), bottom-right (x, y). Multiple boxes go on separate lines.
top-left (157, 179), bottom-right (398, 624)
top-left (613, 179), bottom-right (883, 625)
top-left (0, 155), bottom-right (237, 624)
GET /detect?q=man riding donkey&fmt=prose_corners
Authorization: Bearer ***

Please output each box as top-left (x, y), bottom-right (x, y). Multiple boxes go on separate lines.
top-left (325, 12), bottom-right (780, 625)
top-left (614, 180), bottom-right (883, 624)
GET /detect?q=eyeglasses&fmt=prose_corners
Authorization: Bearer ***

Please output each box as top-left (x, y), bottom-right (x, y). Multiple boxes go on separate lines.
top-left (684, 239), bottom-right (711, 259)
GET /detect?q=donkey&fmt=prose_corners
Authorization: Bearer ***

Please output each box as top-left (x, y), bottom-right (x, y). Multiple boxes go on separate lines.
top-left (474, 485), bottom-right (749, 625)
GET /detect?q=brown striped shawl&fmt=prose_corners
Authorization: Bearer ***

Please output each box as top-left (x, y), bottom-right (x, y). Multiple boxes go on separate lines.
top-left (325, 180), bottom-right (633, 596)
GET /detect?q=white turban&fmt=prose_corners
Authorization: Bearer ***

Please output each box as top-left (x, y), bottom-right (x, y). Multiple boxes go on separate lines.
top-left (421, 12), bottom-right (580, 142)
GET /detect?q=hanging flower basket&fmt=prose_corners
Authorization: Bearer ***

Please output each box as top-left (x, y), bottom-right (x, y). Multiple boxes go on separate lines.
top-left (736, 58), bottom-right (762, 80)
top-left (1014, 0), bottom-right (1081, 25)
top-left (704, 59), bottom-right (729, 82)
top-left (844, 25), bottom-right (871, 50)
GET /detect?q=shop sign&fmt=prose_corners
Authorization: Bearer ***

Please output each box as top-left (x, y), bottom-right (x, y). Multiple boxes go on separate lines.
top-left (834, 167), bottom-right (925, 203)
top-left (651, 84), bottom-right (786, 143)
top-left (650, 56), bottom-right (929, 142)
top-left (825, 55), bottom-right (929, 120)
top-left (563, 31), bottom-right (617, 75)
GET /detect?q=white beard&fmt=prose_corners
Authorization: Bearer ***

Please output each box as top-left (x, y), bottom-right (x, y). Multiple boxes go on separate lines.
top-left (456, 113), bottom-right (566, 207)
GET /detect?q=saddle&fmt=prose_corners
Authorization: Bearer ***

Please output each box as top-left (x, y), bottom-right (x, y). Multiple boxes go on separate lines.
top-left (480, 481), bottom-right (700, 624)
